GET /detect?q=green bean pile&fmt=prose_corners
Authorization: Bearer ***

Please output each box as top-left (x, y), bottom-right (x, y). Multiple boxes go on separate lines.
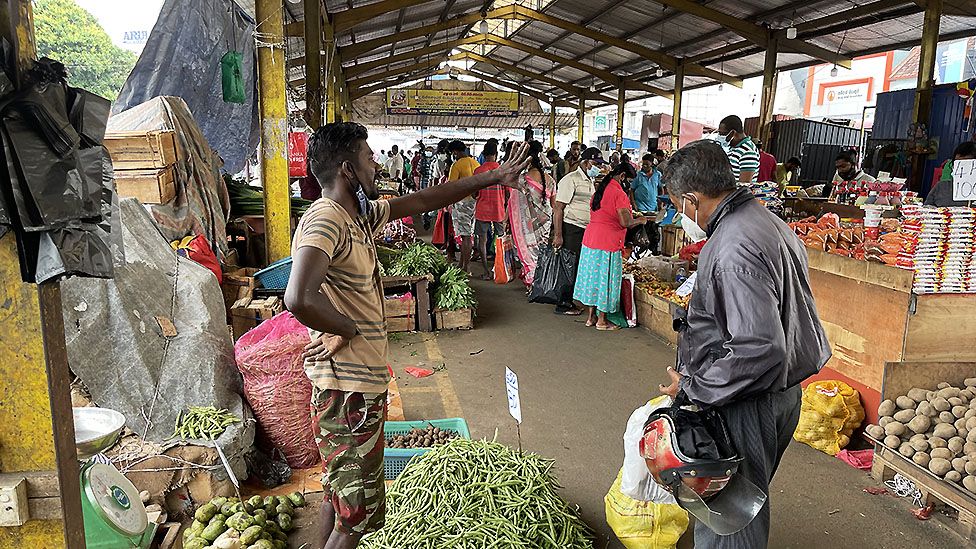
top-left (173, 406), bottom-right (241, 440)
top-left (362, 439), bottom-right (594, 548)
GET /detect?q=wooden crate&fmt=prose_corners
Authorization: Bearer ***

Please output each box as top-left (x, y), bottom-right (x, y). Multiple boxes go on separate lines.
top-left (660, 225), bottom-right (686, 257)
top-left (869, 360), bottom-right (976, 544)
top-left (434, 308), bottom-right (474, 330)
top-left (634, 287), bottom-right (678, 346)
top-left (104, 130), bottom-right (179, 169)
top-left (384, 295), bottom-right (416, 333)
top-left (115, 167), bottom-right (177, 204)
top-left (230, 296), bottom-right (283, 340)
top-left (221, 267), bottom-right (257, 323)
top-left (381, 275), bottom-right (433, 332)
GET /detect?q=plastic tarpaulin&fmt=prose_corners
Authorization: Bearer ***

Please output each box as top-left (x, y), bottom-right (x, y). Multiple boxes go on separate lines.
top-left (113, 0), bottom-right (258, 175)
top-left (108, 96), bottom-right (231, 258)
top-left (61, 198), bottom-right (254, 479)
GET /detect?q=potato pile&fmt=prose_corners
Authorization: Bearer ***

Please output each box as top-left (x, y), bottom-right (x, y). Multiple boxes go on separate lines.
top-left (387, 426), bottom-right (458, 449)
top-left (182, 492), bottom-right (305, 549)
top-left (866, 379), bottom-right (976, 493)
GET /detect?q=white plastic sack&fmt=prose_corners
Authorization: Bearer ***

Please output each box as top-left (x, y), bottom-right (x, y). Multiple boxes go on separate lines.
top-left (621, 395), bottom-right (677, 503)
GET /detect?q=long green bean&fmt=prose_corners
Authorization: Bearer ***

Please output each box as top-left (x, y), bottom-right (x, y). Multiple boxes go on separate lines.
top-left (361, 438), bottom-right (593, 548)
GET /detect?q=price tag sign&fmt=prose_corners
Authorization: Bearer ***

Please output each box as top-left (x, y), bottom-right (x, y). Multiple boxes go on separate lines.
top-left (676, 271), bottom-right (697, 298)
top-left (505, 367), bottom-right (522, 424)
top-left (952, 159), bottom-right (976, 202)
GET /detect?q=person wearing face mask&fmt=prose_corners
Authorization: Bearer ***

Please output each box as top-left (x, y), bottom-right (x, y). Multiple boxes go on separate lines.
top-left (447, 140), bottom-right (481, 273)
top-left (657, 140), bottom-right (830, 549)
top-left (717, 115), bottom-right (760, 184)
top-left (552, 147), bottom-right (605, 315)
top-left (828, 150), bottom-right (875, 197)
top-left (286, 123), bottom-right (532, 549)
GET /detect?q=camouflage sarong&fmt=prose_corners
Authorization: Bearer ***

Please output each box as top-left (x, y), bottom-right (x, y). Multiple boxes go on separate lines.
top-left (311, 387), bottom-right (387, 535)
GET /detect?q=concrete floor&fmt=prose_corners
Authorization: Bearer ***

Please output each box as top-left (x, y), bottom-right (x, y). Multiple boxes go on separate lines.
top-left (382, 276), bottom-right (963, 548)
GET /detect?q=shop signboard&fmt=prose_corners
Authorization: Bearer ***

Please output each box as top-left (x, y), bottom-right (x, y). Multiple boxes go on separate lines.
top-left (952, 159), bottom-right (976, 202)
top-left (288, 132), bottom-right (308, 177)
top-left (386, 88), bottom-right (519, 117)
top-left (594, 115), bottom-right (608, 132)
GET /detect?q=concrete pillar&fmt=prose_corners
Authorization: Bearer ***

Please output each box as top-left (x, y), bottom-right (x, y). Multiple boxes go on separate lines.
top-left (577, 96), bottom-right (585, 144)
top-left (615, 86), bottom-right (625, 152)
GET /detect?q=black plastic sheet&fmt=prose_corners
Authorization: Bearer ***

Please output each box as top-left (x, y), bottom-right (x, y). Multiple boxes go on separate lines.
top-left (113, 0), bottom-right (258, 175)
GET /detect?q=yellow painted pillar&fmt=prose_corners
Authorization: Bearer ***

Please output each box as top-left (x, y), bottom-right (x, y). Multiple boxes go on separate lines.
top-left (303, 0), bottom-right (322, 127)
top-left (549, 103), bottom-right (556, 149)
top-left (0, 3), bottom-right (85, 547)
top-left (255, 0), bottom-right (291, 262)
top-left (910, 0), bottom-right (941, 192)
top-left (324, 19), bottom-right (338, 124)
top-left (577, 96), bottom-right (585, 144)
top-left (615, 86), bottom-right (625, 152)
top-left (758, 36), bottom-right (778, 147)
top-left (671, 63), bottom-right (684, 152)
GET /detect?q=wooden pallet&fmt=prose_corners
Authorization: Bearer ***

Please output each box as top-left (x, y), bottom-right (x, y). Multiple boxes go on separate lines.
top-left (872, 441), bottom-right (976, 544)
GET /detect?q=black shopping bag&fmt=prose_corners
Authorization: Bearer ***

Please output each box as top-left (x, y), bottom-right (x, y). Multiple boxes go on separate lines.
top-left (528, 245), bottom-right (577, 304)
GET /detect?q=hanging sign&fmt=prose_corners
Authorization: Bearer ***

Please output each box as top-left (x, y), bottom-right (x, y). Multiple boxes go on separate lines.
top-left (288, 132), bottom-right (308, 177)
top-left (505, 367), bottom-right (522, 424)
top-left (386, 88), bottom-right (519, 117)
top-left (952, 159), bottom-right (976, 202)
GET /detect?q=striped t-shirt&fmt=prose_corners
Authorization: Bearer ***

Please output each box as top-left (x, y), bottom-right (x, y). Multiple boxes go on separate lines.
top-left (292, 197), bottom-right (391, 393)
top-left (727, 136), bottom-right (760, 183)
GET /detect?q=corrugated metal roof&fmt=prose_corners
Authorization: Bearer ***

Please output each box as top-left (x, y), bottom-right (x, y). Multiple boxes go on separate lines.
top-left (278, 0), bottom-right (976, 110)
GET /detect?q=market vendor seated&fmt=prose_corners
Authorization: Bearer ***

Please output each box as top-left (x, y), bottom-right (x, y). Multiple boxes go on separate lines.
top-left (925, 141), bottom-right (976, 207)
top-left (819, 150), bottom-right (874, 198)
top-left (285, 122), bottom-right (530, 549)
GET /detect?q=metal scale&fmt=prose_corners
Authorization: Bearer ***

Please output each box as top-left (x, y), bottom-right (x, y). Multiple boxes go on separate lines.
top-left (73, 407), bottom-right (157, 548)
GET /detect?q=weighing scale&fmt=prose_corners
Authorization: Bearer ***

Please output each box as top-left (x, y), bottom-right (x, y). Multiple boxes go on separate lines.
top-left (73, 407), bottom-right (157, 548)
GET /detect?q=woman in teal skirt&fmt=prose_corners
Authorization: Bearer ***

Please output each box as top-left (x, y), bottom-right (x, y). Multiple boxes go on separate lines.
top-left (573, 162), bottom-right (650, 330)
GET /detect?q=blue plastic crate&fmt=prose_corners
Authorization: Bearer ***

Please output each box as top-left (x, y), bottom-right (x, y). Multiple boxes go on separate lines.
top-left (254, 256), bottom-right (293, 289)
top-left (383, 418), bottom-right (470, 480)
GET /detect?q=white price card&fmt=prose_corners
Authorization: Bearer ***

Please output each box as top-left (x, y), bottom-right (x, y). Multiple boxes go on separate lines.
top-left (952, 159), bottom-right (976, 202)
top-left (505, 367), bottom-right (522, 424)
top-left (676, 271), bottom-right (697, 298)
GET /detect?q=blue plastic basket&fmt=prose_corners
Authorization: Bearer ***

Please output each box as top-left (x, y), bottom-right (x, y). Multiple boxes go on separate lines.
top-left (383, 418), bottom-right (470, 480)
top-left (254, 256), bottom-right (293, 289)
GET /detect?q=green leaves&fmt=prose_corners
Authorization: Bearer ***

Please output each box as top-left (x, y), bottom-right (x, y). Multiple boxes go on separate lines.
top-left (389, 242), bottom-right (448, 278)
top-left (34, 0), bottom-right (138, 100)
top-left (434, 266), bottom-right (477, 311)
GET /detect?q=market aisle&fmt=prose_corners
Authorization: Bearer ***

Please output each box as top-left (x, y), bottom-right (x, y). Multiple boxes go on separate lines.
top-left (388, 277), bottom-right (962, 549)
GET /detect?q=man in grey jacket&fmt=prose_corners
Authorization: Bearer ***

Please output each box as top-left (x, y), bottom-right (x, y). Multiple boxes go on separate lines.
top-left (658, 140), bottom-right (831, 548)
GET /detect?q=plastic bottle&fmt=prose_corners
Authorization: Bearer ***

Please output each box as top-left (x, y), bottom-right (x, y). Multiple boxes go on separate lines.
top-left (854, 189), bottom-right (869, 206)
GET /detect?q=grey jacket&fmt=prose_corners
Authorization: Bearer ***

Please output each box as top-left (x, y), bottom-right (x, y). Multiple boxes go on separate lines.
top-left (675, 188), bottom-right (831, 407)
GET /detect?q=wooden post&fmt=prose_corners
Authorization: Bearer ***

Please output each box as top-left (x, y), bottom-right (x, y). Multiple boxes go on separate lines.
top-left (910, 0), bottom-right (941, 192)
top-left (303, 0), bottom-right (322, 127)
top-left (758, 35), bottom-right (778, 147)
top-left (0, 2), bottom-right (85, 547)
top-left (671, 62), bottom-right (684, 152)
top-left (549, 102), bottom-right (556, 149)
top-left (577, 96), bottom-right (585, 144)
top-left (615, 85), bottom-right (625, 152)
top-left (256, 0), bottom-right (291, 262)
top-left (324, 15), bottom-right (338, 124)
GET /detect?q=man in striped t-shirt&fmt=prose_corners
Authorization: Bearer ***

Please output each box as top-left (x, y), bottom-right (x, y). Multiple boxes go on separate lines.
top-left (718, 115), bottom-right (760, 184)
top-left (285, 122), bottom-right (530, 548)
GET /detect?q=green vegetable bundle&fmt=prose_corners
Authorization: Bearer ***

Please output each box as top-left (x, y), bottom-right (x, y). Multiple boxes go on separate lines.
top-left (225, 175), bottom-right (312, 218)
top-left (433, 266), bottom-right (477, 311)
top-left (361, 439), bottom-right (594, 548)
top-left (183, 492), bottom-right (305, 549)
top-left (389, 242), bottom-right (447, 277)
top-left (173, 406), bottom-right (241, 440)
top-left (376, 244), bottom-right (405, 273)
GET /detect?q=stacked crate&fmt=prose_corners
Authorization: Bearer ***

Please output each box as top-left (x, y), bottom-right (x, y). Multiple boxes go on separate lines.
top-left (104, 130), bottom-right (179, 204)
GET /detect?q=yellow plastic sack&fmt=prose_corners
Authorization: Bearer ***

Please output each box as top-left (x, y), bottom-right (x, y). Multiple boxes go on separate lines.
top-left (793, 380), bottom-right (865, 455)
top-left (605, 469), bottom-right (689, 549)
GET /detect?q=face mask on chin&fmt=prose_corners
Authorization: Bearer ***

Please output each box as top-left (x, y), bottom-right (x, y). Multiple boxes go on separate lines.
top-left (345, 162), bottom-right (373, 217)
top-left (680, 196), bottom-right (708, 242)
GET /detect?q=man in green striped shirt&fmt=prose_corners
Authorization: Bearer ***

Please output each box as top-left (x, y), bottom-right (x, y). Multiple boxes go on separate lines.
top-left (719, 115), bottom-right (760, 184)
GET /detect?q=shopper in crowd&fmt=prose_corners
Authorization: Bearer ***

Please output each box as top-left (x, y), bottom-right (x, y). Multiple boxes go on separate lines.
top-left (566, 140), bottom-right (583, 172)
top-left (573, 161), bottom-right (646, 331)
top-left (757, 141), bottom-right (777, 183)
top-left (431, 139), bottom-right (457, 260)
top-left (717, 115), bottom-right (760, 184)
top-left (657, 139), bottom-right (830, 549)
top-left (632, 153), bottom-right (661, 214)
top-left (654, 148), bottom-right (666, 166)
top-left (552, 147), bottom-right (604, 315)
top-left (774, 156), bottom-right (801, 192)
top-left (385, 144), bottom-right (404, 181)
top-left (418, 146), bottom-right (437, 228)
top-left (410, 149), bottom-right (422, 191)
top-left (609, 151), bottom-right (621, 167)
top-left (826, 149), bottom-right (874, 197)
top-left (473, 140), bottom-right (505, 279)
top-left (478, 138), bottom-right (499, 164)
top-left (377, 149), bottom-right (388, 166)
top-left (448, 140), bottom-right (480, 273)
top-left (286, 122), bottom-right (530, 549)
top-left (925, 141), bottom-right (976, 207)
top-left (547, 148), bottom-right (568, 183)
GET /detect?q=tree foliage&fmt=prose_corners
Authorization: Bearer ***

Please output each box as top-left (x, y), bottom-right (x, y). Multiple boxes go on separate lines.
top-left (33, 0), bottom-right (137, 100)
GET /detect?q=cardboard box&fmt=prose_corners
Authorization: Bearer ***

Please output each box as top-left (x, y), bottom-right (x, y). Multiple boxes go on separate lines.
top-left (230, 296), bottom-right (283, 339)
top-left (434, 308), bottom-right (474, 330)
top-left (115, 167), bottom-right (177, 204)
top-left (105, 130), bottom-right (179, 169)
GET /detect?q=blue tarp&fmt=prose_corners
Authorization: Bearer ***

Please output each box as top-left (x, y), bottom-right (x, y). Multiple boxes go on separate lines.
top-left (113, 0), bottom-right (258, 175)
